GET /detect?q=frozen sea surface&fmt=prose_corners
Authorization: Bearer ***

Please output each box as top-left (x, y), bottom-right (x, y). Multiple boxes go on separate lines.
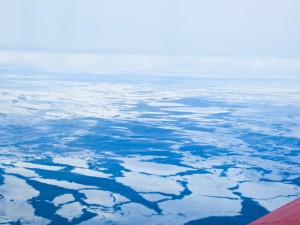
top-left (0, 63), bottom-right (299, 225)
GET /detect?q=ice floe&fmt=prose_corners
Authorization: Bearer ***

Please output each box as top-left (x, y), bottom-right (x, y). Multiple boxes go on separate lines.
top-left (226, 168), bottom-right (263, 182)
top-left (140, 193), bottom-right (171, 202)
top-left (79, 202), bottom-right (156, 225)
top-left (80, 189), bottom-right (124, 207)
top-left (237, 181), bottom-right (300, 208)
top-left (182, 174), bottom-right (239, 199)
top-left (0, 175), bottom-right (49, 224)
top-left (257, 196), bottom-right (300, 211)
top-left (53, 157), bottom-right (89, 168)
top-left (116, 172), bottom-right (183, 195)
top-left (120, 157), bottom-right (191, 176)
top-left (56, 202), bottom-right (85, 221)
top-left (72, 168), bottom-right (111, 178)
top-left (53, 194), bottom-right (75, 207)
top-left (31, 178), bottom-right (98, 190)
top-left (5, 167), bottom-right (38, 178)
top-left (159, 194), bottom-right (241, 223)
top-left (0, 175), bottom-right (39, 201)
top-left (15, 162), bottom-right (64, 171)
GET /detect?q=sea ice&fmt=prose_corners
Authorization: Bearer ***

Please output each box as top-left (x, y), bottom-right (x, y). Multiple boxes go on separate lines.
top-left (53, 157), bottom-right (89, 168)
top-left (0, 175), bottom-right (49, 224)
top-left (80, 189), bottom-right (116, 207)
top-left (120, 157), bottom-right (191, 176)
top-left (56, 202), bottom-right (85, 221)
top-left (116, 172), bottom-right (183, 195)
top-left (53, 194), bottom-right (75, 207)
top-left (31, 178), bottom-right (98, 190)
top-left (72, 168), bottom-right (111, 178)
top-left (15, 162), bottom-right (64, 171)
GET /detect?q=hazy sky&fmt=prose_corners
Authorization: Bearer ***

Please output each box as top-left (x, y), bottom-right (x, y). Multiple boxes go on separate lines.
top-left (0, 0), bottom-right (299, 57)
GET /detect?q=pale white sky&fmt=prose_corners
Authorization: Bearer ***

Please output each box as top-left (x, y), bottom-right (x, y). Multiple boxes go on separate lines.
top-left (0, 0), bottom-right (299, 57)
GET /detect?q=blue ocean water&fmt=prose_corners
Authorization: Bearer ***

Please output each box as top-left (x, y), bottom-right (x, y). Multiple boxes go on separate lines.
top-left (0, 66), bottom-right (299, 225)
